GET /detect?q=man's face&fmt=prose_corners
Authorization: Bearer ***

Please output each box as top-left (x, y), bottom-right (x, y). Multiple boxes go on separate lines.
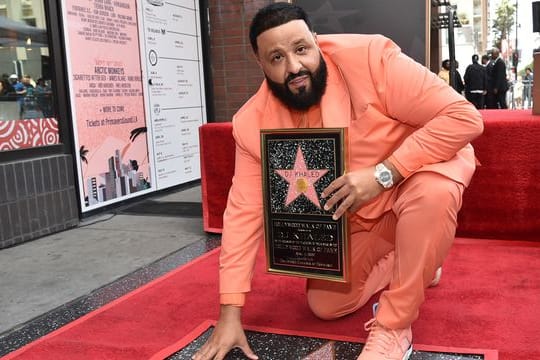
top-left (255, 20), bottom-right (327, 110)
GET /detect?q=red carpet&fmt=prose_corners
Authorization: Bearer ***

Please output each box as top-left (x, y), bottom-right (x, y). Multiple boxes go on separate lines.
top-left (2, 238), bottom-right (539, 360)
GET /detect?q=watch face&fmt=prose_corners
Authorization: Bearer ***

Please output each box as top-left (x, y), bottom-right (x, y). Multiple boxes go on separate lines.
top-left (375, 164), bottom-right (393, 188)
top-left (380, 171), bottom-right (392, 182)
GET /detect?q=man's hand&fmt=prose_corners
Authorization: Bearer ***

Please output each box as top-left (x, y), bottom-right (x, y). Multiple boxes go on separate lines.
top-left (322, 161), bottom-right (403, 220)
top-left (321, 166), bottom-right (383, 220)
top-left (192, 305), bottom-right (258, 360)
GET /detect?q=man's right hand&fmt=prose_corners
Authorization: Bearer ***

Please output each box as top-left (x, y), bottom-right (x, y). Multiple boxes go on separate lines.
top-left (192, 305), bottom-right (258, 360)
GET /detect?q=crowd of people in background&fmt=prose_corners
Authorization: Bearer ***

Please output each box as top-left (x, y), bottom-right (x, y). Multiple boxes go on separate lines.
top-left (0, 73), bottom-right (54, 119)
top-left (438, 47), bottom-right (534, 110)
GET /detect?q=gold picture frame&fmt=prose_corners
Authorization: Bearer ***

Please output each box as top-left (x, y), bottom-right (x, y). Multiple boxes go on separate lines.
top-left (260, 128), bottom-right (350, 282)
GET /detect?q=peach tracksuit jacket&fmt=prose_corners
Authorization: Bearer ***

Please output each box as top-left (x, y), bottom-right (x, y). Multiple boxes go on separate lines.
top-left (219, 34), bottom-right (483, 329)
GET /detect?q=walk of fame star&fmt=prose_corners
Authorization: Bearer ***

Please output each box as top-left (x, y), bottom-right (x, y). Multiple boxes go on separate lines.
top-left (302, 341), bottom-right (336, 360)
top-left (275, 146), bottom-right (329, 208)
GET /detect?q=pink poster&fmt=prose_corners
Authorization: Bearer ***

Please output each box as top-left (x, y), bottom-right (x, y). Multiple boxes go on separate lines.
top-left (63, 0), bottom-right (151, 209)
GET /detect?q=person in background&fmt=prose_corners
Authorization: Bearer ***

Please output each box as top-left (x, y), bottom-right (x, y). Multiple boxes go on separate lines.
top-left (22, 75), bottom-right (36, 89)
top-left (8, 74), bottom-right (27, 118)
top-left (1, 74), bottom-right (15, 95)
top-left (486, 47), bottom-right (508, 109)
top-left (193, 3), bottom-right (483, 360)
top-left (454, 61), bottom-right (465, 95)
top-left (512, 76), bottom-right (524, 109)
top-left (0, 79), bottom-right (9, 96)
top-left (481, 54), bottom-right (492, 108)
top-left (464, 54), bottom-right (488, 109)
top-left (35, 78), bottom-right (54, 117)
top-left (35, 78), bottom-right (49, 92)
top-left (437, 59), bottom-right (450, 84)
top-left (522, 67), bottom-right (534, 109)
top-left (8, 74), bottom-right (26, 95)
top-left (438, 59), bottom-right (464, 95)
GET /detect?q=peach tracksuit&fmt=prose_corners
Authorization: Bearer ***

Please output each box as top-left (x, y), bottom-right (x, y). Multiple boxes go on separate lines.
top-left (219, 34), bottom-right (484, 329)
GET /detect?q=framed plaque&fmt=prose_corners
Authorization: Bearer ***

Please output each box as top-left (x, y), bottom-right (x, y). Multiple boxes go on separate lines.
top-left (260, 128), bottom-right (349, 282)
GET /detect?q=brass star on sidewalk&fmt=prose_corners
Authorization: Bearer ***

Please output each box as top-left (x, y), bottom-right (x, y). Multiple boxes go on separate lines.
top-left (275, 146), bottom-right (328, 208)
top-left (302, 341), bottom-right (336, 360)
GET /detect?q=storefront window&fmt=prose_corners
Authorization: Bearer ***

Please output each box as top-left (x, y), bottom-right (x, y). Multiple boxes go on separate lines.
top-left (0, 0), bottom-right (58, 151)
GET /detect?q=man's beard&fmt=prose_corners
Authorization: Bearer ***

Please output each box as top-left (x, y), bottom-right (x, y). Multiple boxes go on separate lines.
top-left (266, 55), bottom-right (328, 111)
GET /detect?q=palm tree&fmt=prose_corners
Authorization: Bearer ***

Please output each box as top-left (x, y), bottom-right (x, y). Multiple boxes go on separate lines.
top-left (130, 127), bottom-right (147, 142)
top-left (80, 145), bottom-right (89, 180)
top-left (80, 145), bottom-right (89, 164)
top-left (492, 0), bottom-right (516, 52)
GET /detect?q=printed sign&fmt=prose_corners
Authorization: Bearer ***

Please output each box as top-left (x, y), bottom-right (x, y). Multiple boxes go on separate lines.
top-left (61, 0), bottom-right (206, 211)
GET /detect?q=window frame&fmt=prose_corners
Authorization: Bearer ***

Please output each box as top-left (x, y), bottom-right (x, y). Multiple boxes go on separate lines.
top-left (0, 0), bottom-right (74, 162)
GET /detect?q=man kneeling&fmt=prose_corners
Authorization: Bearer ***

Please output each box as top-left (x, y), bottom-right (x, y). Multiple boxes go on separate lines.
top-left (193, 3), bottom-right (483, 359)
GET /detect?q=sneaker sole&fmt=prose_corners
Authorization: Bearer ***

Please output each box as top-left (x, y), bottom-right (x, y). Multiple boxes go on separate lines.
top-left (402, 345), bottom-right (413, 360)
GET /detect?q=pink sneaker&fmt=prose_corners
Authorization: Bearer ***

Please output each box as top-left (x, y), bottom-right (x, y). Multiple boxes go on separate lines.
top-left (357, 319), bottom-right (412, 360)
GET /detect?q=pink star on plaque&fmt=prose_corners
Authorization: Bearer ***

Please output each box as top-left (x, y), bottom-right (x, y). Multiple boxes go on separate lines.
top-left (275, 146), bottom-right (328, 208)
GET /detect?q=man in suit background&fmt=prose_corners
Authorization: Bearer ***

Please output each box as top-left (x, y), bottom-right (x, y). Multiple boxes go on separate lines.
top-left (486, 47), bottom-right (508, 109)
top-left (464, 54), bottom-right (488, 109)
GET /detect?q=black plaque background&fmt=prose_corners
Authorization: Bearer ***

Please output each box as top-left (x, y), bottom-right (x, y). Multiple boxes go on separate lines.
top-left (261, 129), bottom-right (348, 281)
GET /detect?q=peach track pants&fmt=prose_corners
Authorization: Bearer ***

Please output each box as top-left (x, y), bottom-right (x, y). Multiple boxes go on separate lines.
top-left (306, 172), bottom-right (464, 329)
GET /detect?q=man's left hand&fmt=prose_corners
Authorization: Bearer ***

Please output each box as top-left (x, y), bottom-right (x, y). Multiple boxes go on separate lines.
top-left (321, 166), bottom-right (383, 220)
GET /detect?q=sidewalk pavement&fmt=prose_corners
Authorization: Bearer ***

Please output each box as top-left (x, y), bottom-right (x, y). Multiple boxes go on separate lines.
top-left (0, 183), bottom-right (212, 340)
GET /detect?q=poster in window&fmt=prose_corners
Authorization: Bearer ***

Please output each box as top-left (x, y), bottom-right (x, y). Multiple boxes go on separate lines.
top-left (61, 0), bottom-right (207, 211)
top-left (62, 0), bottom-right (152, 210)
